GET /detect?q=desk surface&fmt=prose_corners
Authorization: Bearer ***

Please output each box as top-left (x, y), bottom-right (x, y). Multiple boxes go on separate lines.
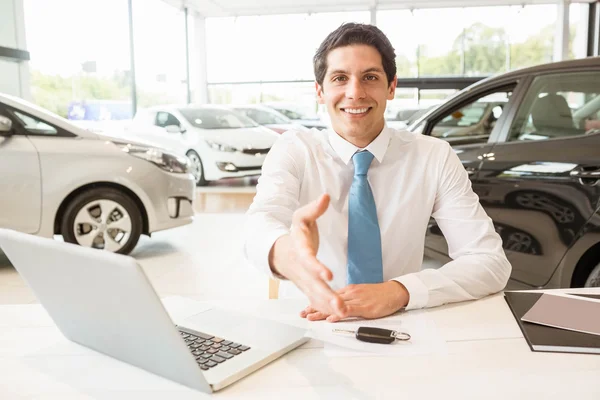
top-left (1, 288), bottom-right (599, 399)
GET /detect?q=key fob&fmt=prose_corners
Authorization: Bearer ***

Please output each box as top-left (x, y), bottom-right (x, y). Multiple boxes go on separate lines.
top-left (355, 327), bottom-right (396, 344)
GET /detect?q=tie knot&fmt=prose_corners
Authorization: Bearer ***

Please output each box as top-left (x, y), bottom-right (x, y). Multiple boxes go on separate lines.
top-left (352, 151), bottom-right (374, 176)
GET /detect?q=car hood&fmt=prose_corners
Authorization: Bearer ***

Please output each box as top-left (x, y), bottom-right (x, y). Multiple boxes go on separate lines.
top-left (96, 131), bottom-right (161, 149)
top-left (191, 126), bottom-right (278, 149)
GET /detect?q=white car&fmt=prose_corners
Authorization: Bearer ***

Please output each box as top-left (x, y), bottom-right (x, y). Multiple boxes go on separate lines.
top-left (261, 103), bottom-right (329, 131)
top-left (230, 104), bottom-right (309, 134)
top-left (128, 105), bottom-right (279, 186)
top-left (0, 93), bottom-right (195, 254)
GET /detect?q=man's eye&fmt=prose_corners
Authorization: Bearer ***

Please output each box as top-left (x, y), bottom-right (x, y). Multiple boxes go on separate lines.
top-left (365, 75), bottom-right (377, 81)
top-left (333, 76), bottom-right (347, 82)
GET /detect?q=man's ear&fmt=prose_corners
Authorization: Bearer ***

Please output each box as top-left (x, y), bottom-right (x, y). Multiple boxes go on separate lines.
top-left (387, 75), bottom-right (397, 100)
top-left (315, 81), bottom-right (325, 104)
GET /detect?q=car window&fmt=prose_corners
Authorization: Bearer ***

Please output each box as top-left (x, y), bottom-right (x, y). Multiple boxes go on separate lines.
top-left (508, 71), bottom-right (600, 142)
top-left (236, 108), bottom-right (288, 125)
top-left (178, 108), bottom-right (258, 129)
top-left (429, 88), bottom-right (513, 143)
top-left (275, 108), bottom-right (303, 120)
top-left (13, 111), bottom-right (58, 135)
top-left (155, 112), bottom-right (181, 128)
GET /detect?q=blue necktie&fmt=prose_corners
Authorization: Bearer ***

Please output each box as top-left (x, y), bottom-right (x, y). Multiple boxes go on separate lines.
top-left (347, 151), bottom-right (383, 285)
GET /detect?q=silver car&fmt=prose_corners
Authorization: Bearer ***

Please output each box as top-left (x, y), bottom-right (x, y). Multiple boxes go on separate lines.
top-left (0, 93), bottom-right (195, 254)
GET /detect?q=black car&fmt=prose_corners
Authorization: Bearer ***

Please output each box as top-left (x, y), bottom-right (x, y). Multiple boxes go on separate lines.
top-left (409, 57), bottom-right (600, 289)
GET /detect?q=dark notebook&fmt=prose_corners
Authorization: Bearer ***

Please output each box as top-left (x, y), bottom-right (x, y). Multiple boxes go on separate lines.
top-left (504, 291), bottom-right (600, 355)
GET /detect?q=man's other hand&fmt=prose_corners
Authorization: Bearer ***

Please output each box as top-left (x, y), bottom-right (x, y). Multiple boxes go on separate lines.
top-left (270, 194), bottom-right (346, 318)
top-left (300, 281), bottom-right (410, 322)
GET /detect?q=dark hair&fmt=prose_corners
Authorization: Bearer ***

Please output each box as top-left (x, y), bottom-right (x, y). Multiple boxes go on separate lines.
top-left (313, 23), bottom-right (397, 87)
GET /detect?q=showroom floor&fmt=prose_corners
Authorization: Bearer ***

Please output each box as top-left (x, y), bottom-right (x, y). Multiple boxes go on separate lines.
top-left (0, 178), bottom-right (442, 305)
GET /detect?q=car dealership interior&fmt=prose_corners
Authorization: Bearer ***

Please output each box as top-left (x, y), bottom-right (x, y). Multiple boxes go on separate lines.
top-left (1, 0), bottom-right (600, 398)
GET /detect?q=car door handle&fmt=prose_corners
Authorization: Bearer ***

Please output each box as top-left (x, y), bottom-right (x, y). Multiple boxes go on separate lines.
top-left (570, 169), bottom-right (600, 178)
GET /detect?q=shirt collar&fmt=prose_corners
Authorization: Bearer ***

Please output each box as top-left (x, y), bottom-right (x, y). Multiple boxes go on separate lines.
top-left (327, 124), bottom-right (392, 165)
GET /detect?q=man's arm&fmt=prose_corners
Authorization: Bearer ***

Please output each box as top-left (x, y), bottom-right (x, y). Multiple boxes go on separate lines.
top-left (393, 142), bottom-right (512, 310)
top-left (243, 133), bottom-right (346, 317)
top-left (244, 134), bottom-right (301, 279)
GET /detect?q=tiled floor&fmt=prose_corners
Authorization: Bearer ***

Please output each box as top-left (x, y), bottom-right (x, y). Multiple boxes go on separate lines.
top-left (0, 179), bottom-right (442, 305)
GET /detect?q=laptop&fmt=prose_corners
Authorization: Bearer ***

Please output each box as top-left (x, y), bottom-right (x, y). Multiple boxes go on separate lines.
top-left (0, 229), bottom-right (308, 393)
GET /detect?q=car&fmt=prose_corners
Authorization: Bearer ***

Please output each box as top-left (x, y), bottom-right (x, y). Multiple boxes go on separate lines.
top-left (230, 104), bottom-right (310, 134)
top-left (127, 105), bottom-right (279, 186)
top-left (0, 92), bottom-right (195, 255)
top-left (261, 103), bottom-right (329, 130)
top-left (407, 57), bottom-right (600, 289)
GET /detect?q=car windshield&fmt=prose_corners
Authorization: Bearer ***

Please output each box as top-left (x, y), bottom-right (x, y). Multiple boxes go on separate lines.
top-left (235, 108), bottom-right (290, 125)
top-left (179, 108), bottom-right (258, 129)
top-left (272, 107), bottom-right (307, 120)
top-left (437, 103), bottom-right (488, 128)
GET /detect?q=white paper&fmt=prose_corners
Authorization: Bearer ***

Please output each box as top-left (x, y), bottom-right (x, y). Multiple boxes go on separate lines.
top-left (306, 311), bottom-right (447, 357)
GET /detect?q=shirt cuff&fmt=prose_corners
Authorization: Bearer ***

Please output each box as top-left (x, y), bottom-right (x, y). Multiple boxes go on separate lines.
top-left (392, 274), bottom-right (429, 310)
top-left (259, 228), bottom-right (290, 280)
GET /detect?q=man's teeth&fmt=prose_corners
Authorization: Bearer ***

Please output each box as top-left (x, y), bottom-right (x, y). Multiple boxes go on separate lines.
top-left (344, 108), bottom-right (369, 114)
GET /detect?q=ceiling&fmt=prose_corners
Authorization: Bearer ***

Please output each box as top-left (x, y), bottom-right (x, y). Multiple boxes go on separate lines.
top-left (163, 0), bottom-right (595, 17)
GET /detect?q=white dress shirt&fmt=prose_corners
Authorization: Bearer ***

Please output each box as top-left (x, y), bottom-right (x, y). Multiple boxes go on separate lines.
top-left (243, 126), bottom-right (511, 310)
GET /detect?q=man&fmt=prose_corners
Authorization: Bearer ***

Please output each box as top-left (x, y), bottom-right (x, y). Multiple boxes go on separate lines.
top-left (244, 23), bottom-right (511, 323)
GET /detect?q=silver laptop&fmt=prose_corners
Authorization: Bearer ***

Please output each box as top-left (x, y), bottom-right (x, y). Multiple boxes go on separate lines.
top-left (0, 229), bottom-right (308, 393)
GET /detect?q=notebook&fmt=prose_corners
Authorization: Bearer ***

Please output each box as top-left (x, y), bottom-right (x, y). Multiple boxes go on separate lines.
top-left (521, 293), bottom-right (600, 336)
top-left (504, 291), bottom-right (600, 355)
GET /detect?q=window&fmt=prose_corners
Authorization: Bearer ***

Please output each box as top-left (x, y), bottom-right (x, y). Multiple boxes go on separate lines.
top-left (236, 108), bottom-right (289, 125)
top-left (155, 112), bottom-right (181, 128)
top-left (276, 108), bottom-right (303, 120)
top-left (179, 108), bottom-right (258, 129)
top-left (430, 88), bottom-right (513, 142)
top-left (13, 111), bottom-right (58, 135)
top-left (508, 72), bottom-right (600, 142)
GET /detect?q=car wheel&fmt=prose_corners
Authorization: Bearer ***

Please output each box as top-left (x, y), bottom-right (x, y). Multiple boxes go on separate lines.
top-left (61, 187), bottom-right (142, 255)
top-left (186, 150), bottom-right (207, 186)
top-left (584, 262), bottom-right (600, 287)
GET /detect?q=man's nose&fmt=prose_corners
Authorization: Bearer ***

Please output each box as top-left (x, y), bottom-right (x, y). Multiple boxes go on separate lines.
top-left (345, 78), bottom-right (366, 100)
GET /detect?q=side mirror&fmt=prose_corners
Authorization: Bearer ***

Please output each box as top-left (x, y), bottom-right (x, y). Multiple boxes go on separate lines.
top-left (165, 125), bottom-right (184, 134)
top-left (0, 116), bottom-right (13, 136)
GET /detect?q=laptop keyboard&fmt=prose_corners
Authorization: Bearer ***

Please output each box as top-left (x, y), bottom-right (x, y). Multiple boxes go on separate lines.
top-left (178, 327), bottom-right (250, 371)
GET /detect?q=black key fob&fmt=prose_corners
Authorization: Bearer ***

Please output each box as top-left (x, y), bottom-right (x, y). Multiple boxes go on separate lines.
top-left (355, 327), bottom-right (396, 344)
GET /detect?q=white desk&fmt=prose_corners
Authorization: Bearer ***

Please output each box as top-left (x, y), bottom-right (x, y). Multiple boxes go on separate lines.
top-left (1, 288), bottom-right (599, 399)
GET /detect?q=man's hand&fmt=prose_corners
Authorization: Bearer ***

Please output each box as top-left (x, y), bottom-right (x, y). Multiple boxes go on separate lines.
top-left (300, 281), bottom-right (409, 322)
top-left (269, 194), bottom-right (346, 318)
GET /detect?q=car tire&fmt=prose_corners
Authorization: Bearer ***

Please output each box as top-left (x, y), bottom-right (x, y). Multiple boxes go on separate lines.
top-left (584, 262), bottom-right (600, 287)
top-left (186, 150), bottom-right (208, 186)
top-left (61, 187), bottom-right (143, 255)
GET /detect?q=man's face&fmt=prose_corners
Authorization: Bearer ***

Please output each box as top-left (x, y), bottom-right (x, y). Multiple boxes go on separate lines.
top-left (316, 44), bottom-right (396, 146)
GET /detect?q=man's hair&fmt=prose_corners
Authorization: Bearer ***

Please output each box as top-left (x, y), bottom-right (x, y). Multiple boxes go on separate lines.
top-left (313, 23), bottom-right (397, 88)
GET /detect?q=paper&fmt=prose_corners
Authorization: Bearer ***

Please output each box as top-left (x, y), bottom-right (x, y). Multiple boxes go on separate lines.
top-left (306, 311), bottom-right (447, 357)
top-left (521, 293), bottom-right (600, 337)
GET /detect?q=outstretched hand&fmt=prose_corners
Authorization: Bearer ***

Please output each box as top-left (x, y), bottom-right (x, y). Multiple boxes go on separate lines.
top-left (271, 194), bottom-right (347, 318)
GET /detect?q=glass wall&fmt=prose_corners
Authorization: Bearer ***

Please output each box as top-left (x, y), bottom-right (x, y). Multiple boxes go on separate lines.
top-left (570, 2), bottom-right (591, 60)
top-left (377, 4), bottom-right (560, 78)
top-left (205, 11), bottom-right (371, 83)
top-left (24, 0), bottom-right (131, 129)
top-left (205, 11), bottom-right (370, 118)
top-left (131, 0), bottom-right (187, 108)
top-left (22, 1), bottom-right (595, 132)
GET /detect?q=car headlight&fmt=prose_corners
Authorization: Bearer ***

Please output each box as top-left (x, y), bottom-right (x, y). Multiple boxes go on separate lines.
top-left (118, 143), bottom-right (190, 174)
top-left (205, 140), bottom-right (238, 152)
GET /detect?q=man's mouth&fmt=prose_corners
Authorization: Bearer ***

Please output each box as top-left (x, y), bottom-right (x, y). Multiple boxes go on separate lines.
top-left (341, 107), bottom-right (371, 115)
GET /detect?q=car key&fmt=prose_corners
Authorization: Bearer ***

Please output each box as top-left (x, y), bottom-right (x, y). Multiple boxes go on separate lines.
top-left (332, 326), bottom-right (411, 344)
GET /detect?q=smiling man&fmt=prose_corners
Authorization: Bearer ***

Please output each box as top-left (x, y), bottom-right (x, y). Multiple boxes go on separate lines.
top-left (244, 23), bottom-right (511, 322)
